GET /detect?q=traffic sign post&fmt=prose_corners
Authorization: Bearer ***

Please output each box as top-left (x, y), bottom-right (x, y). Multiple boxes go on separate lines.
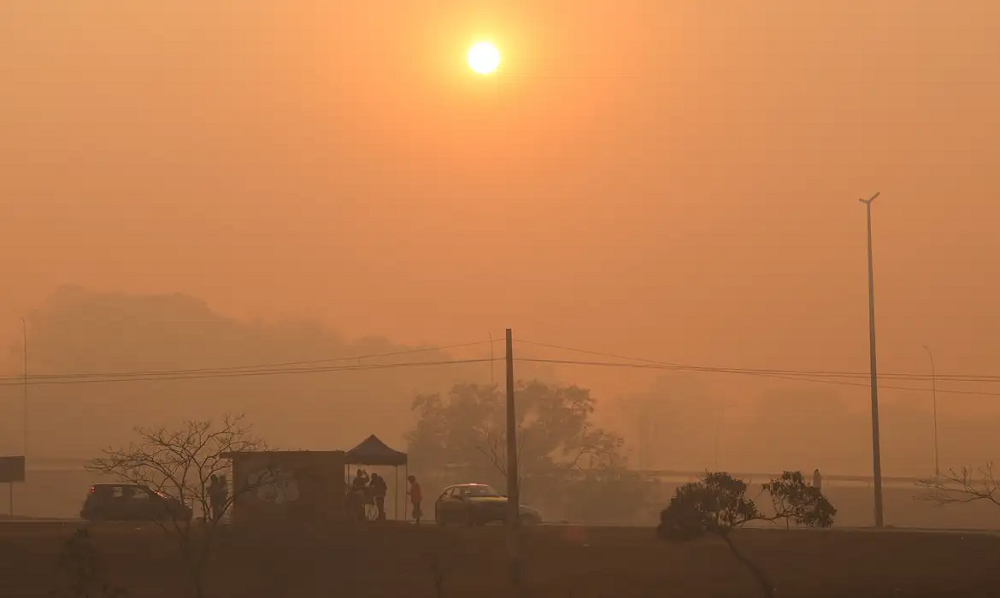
top-left (0, 456), bottom-right (26, 516)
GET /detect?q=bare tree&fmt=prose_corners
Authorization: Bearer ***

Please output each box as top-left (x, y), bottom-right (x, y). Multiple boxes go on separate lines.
top-left (563, 423), bottom-right (625, 472)
top-left (87, 414), bottom-right (266, 598)
top-left (476, 424), bottom-right (527, 483)
top-left (918, 463), bottom-right (1000, 507)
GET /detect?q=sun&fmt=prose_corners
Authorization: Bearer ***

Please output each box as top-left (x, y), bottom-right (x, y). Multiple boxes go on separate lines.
top-left (468, 42), bottom-right (500, 75)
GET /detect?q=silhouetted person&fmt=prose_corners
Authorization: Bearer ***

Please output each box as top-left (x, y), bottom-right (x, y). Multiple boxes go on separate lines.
top-left (407, 475), bottom-right (422, 525)
top-left (215, 475), bottom-right (229, 522)
top-left (351, 470), bottom-right (369, 520)
top-left (813, 468), bottom-right (822, 491)
top-left (208, 475), bottom-right (221, 522)
top-left (370, 473), bottom-right (387, 521)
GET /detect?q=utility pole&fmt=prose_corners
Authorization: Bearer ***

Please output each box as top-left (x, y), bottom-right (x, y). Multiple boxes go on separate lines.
top-left (14, 317), bottom-right (27, 517)
top-left (504, 328), bottom-right (520, 585)
top-left (713, 419), bottom-right (720, 470)
top-left (923, 345), bottom-right (940, 478)
top-left (21, 317), bottom-right (27, 458)
top-left (859, 192), bottom-right (885, 528)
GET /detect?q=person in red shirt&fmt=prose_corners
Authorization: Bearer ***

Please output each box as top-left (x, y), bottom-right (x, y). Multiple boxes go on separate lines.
top-left (407, 475), bottom-right (423, 525)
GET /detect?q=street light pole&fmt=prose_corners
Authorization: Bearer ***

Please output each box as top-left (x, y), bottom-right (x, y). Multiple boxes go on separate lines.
top-left (859, 192), bottom-right (885, 528)
top-left (923, 345), bottom-right (940, 478)
top-left (504, 328), bottom-right (520, 585)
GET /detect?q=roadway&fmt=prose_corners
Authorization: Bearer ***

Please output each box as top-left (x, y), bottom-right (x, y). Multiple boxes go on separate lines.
top-left (3, 517), bottom-right (999, 540)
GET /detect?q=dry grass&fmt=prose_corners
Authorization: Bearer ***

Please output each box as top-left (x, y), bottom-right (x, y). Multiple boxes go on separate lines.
top-left (2, 521), bottom-right (1000, 597)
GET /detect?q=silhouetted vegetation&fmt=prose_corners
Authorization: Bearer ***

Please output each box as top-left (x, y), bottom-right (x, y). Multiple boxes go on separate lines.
top-left (407, 382), bottom-right (656, 522)
top-left (49, 527), bottom-right (128, 598)
top-left (918, 463), bottom-right (1000, 507)
top-left (423, 550), bottom-right (451, 598)
top-left (657, 471), bottom-right (836, 597)
top-left (87, 415), bottom-right (266, 598)
top-left (763, 470), bottom-right (838, 528)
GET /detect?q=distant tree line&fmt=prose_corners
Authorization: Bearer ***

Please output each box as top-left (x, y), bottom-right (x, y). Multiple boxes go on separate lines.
top-left (406, 381), bottom-right (659, 523)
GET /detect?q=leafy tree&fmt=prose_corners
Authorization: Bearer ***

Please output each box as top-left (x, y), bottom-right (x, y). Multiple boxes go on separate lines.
top-left (406, 381), bottom-right (632, 518)
top-left (763, 470), bottom-right (837, 528)
top-left (408, 381), bottom-right (623, 480)
top-left (87, 414), bottom-right (266, 598)
top-left (657, 471), bottom-right (836, 598)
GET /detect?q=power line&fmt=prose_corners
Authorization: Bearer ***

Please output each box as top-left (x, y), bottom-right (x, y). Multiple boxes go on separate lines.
top-left (0, 339), bottom-right (502, 384)
top-left (4, 334), bottom-right (997, 394)
top-left (514, 357), bottom-right (1000, 397)
top-left (515, 339), bottom-right (1000, 384)
top-left (0, 358), bottom-right (500, 387)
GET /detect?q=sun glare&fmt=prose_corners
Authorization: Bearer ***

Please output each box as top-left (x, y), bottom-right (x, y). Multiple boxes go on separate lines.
top-left (468, 42), bottom-right (500, 75)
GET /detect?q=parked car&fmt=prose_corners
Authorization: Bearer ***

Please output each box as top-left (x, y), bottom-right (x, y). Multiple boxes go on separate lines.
top-left (434, 483), bottom-right (542, 526)
top-left (81, 484), bottom-right (193, 522)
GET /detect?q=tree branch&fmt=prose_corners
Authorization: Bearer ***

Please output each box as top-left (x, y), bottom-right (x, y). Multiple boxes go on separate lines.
top-left (918, 464), bottom-right (1000, 507)
top-left (85, 413), bottom-right (265, 598)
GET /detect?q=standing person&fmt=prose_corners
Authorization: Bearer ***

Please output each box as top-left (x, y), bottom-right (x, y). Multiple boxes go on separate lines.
top-left (351, 470), bottom-right (369, 520)
top-left (407, 475), bottom-right (422, 525)
top-left (207, 475), bottom-right (220, 523)
top-left (215, 475), bottom-right (229, 522)
top-left (370, 473), bottom-right (388, 521)
top-left (813, 468), bottom-right (823, 492)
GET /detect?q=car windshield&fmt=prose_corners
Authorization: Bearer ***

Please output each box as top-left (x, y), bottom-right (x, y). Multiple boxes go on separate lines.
top-left (460, 485), bottom-right (500, 497)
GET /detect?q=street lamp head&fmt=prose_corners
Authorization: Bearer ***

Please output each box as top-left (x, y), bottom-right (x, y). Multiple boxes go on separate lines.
top-left (859, 191), bottom-right (880, 205)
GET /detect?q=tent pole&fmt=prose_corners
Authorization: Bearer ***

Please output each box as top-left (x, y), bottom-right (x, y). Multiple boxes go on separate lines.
top-left (405, 463), bottom-right (409, 522)
top-left (394, 466), bottom-right (399, 520)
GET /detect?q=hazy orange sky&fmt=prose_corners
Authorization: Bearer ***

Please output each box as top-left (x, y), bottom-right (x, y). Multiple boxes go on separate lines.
top-left (2, 1), bottom-right (999, 413)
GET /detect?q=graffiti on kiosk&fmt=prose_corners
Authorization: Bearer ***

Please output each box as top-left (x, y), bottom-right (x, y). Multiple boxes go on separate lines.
top-left (247, 466), bottom-right (300, 504)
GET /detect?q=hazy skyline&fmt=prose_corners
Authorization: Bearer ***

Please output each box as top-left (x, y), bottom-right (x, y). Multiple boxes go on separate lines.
top-left (2, 2), bottom-right (999, 471)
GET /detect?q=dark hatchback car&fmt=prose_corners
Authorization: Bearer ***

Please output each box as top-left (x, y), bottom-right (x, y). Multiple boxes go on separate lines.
top-left (434, 483), bottom-right (542, 526)
top-left (81, 484), bottom-right (193, 522)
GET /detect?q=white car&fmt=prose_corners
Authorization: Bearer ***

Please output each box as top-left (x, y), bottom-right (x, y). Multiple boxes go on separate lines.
top-left (434, 483), bottom-right (542, 526)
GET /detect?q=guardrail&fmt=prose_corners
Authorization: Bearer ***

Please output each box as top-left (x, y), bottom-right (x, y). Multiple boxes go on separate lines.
top-left (633, 469), bottom-right (925, 485)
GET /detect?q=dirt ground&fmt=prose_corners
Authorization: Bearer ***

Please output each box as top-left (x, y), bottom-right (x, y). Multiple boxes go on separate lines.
top-left (3, 521), bottom-right (1000, 598)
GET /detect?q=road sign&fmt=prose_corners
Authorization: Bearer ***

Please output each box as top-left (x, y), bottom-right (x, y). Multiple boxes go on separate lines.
top-left (0, 456), bottom-right (25, 483)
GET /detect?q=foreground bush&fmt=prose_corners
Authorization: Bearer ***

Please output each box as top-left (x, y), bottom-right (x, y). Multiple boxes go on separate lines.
top-left (657, 471), bottom-right (836, 597)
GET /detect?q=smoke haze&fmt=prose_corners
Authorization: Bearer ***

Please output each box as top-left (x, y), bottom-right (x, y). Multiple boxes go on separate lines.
top-left (2, 1), bottom-right (999, 475)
